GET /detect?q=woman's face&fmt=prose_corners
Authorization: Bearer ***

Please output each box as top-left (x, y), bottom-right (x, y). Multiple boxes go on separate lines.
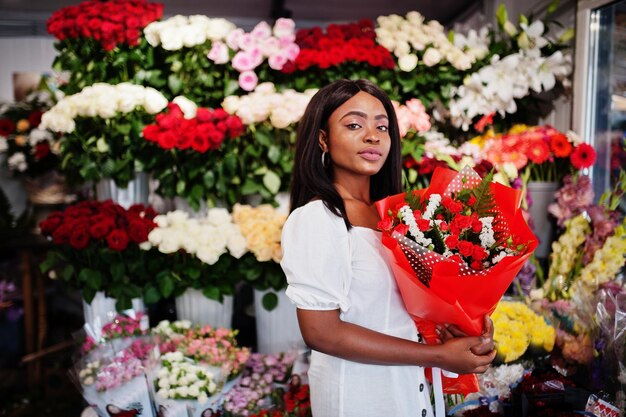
top-left (320, 91), bottom-right (391, 179)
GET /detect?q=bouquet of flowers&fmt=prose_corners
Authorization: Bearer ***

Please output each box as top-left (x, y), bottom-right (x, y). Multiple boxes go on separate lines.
top-left (376, 166), bottom-right (537, 393)
top-left (232, 204), bottom-right (287, 311)
top-left (39, 200), bottom-right (163, 310)
top-left (222, 83), bottom-right (316, 202)
top-left (281, 19), bottom-right (395, 93)
top-left (142, 100), bottom-right (245, 209)
top-left (145, 209), bottom-right (248, 302)
top-left (39, 82), bottom-right (168, 186)
top-left (207, 18), bottom-right (300, 93)
top-left (47, 0), bottom-right (164, 95)
top-left (481, 125), bottom-right (596, 183)
top-left (143, 15), bottom-right (238, 106)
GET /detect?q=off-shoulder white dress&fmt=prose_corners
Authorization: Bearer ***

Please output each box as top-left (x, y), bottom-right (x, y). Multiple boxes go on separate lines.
top-left (281, 200), bottom-right (434, 417)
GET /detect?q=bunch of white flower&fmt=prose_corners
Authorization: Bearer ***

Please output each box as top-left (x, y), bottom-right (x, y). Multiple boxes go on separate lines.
top-left (399, 205), bottom-right (432, 248)
top-left (152, 320), bottom-right (193, 339)
top-left (156, 352), bottom-right (218, 403)
top-left (147, 209), bottom-right (248, 265)
top-left (221, 82), bottom-right (317, 128)
top-left (144, 15), bottom-right (236, 50)
top-left (376, 12), bottom-right (476, 72)
top-left (78, 360), bottom-right (101, 386)
top-left (40, 82), bottom-right (168, 133)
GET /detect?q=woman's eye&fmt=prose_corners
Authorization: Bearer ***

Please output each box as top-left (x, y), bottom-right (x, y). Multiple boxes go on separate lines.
top-left (378, 125), bottom-right (389, 132)
top-left (346, 123), bottom-right (361, 130)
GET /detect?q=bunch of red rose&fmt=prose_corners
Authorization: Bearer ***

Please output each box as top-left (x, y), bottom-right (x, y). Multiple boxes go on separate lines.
top-left (249, 383), bottom-right (311, 417)
top-left (39, 200), bottom-right (157, 251)
top-left (142, 103), bottom-right (245, 153)
top-left (484, 125), bottom-right (596, 172)
top-left (47, 0), bottom-right (163, 51)
top-left (281, 19), bottom-right (395, 73)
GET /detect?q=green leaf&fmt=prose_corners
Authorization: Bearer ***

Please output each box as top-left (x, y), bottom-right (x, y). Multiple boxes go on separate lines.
top-left (83, 288), bottom-right (96, 304)
top-left (110, 263), bottom-right (125, 281)
top-left (241, 179), bottom-right (262, 195)
top-left (185, 267), bottom-right (201, 280)
top-left (40, 251), bottom-right (58, 273)
top-left (203, 171), bottom-right (215, 188)
top-left (176, 179), bottom-right (186, 195)
top-left (546, 0), bottom-right (560, 15)
top-left (519, 14), bottom-right (529, 25)
top-left (79, 268), bottom-right (103, 291)
top-left (262, 292), bottom-right (278, 311)
top-left (61, 264), bottom-right (75, 281)
top-left (224, 79), bottom-right (239, 96)
top-left (263, 171), bottom-right (281, 194)
top-left (158, 273), bottom-right (174, 298)
top-left (267, 145), bottom-right (281, 164)
top-left (202, 286), bottom-right (221, 301)
top-left (471, 170), bottom-right (498, 218)
top-left (168, 75), bottom-right (183, 95)
top-left (143, 285), bottom-right (161, 304)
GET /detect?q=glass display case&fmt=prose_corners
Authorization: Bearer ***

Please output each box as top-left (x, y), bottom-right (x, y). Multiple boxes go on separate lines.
top-left (573, 0), bottom-right (626, 203)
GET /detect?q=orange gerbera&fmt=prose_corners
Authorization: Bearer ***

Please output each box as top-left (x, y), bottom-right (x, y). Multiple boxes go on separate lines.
top-left (550, 132), bottom-right (573, 157)
top-left (527, 139), bottom-right (551, 164)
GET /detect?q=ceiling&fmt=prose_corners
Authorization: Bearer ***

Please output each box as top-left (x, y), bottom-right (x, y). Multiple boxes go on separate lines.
top-left (0, 0), bottom-right (481, 36)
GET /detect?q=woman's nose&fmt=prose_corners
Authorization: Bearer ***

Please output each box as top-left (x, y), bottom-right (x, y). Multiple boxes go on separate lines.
top-left (364, 126), bottom-right (380, 143)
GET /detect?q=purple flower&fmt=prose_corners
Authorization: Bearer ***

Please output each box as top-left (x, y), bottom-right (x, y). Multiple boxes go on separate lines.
top-left (548, 175), bottom-right (594, 226)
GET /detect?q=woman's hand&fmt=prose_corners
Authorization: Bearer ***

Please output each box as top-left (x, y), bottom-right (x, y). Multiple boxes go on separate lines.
top-left (435, 314), bottom-right (495, 356)
top-left (436, 336), bottom-right (496, 374)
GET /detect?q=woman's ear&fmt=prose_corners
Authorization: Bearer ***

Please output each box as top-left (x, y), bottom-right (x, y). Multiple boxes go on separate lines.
top-left (318, 130), bottom-right (328, 152)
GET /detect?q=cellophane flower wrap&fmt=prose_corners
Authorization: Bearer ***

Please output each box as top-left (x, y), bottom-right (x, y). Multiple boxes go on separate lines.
top-left (375, 166), bottom-right (538, 394)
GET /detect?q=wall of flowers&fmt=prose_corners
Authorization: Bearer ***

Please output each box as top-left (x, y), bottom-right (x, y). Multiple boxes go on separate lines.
top-left (0, 0), bottom-right (625, 415)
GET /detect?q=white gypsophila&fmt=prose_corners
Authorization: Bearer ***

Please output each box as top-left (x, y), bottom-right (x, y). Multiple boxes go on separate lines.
top-left (172, 96), bottom-right (198, 118)
top-left (423, 194), bottom-right (441, 221)
top-left (28, 128), bottom-right (52, 146)
top-left (7, 152), bottom-right (27, 172)
top-left (492, 251), bottom-right (508, 264)
top-left (399, 205), bottom-right (432, 247)
top-left (479, 217), bottom-right (495, 248)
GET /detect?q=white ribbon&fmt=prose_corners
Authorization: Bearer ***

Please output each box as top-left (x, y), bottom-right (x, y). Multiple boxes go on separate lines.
top-left (432, 367), bottom-right (459, 416)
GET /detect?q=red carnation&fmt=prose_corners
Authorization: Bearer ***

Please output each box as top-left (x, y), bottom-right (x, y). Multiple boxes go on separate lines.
top-left (458, 240), bottom-right (474, 257)
top-left (466, 195), bottom-right (476, 206)
top-left (442, 196), bottom-right (463, 213)
top-left (452, 214), bottom-right (472, 230)
top-left (470, 260), bottom-right (484, 270)
top-left (69, 227), bottom-right (91, 250)
top-left (417, 219), bottom-right (431, 232)
top-left (106, 229), bottom-right (129, 251)
top-left (472, 245), bottom-right (488, 261)
top-left (445, 235), bottom-right (459, 249)
top-left (570, 143), bottom-right (596, 169)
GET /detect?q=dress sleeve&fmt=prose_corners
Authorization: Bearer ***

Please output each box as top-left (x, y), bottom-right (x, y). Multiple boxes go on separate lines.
top-left (281, 201), bottom-right (352, 313)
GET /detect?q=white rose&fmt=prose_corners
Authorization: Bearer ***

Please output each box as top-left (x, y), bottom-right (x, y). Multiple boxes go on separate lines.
top-left (143, 88), bottom-right (168, 114)
top-left (196, 247), bottom-right (220, 265)
top-left (160, 26), bottom-right (184, 50)
top-left (398, 54), bottom-right (418, 72)
top-left (172, 96), bottom-right (198, 119)
top-left (158, 378), bottom-right (170, 389)
top-left (188, 385), bottom-right (200, 398)
top-left (167, 210), bottom-right (189, 225)
top-left (7, 152), bottom-right (27, 172)
top-left (198, 393), bottom-right (208, 404)
top-left (156, 389), bottom-right (168, 399)
top-left (83, 376), bottom-right (94, 385)
top-left (148, 228), bottom-right (164, 245)
top-left (254, 82), bottom-right (276, 95)
top-left (168, 388), bottom-right (177, 398)
top-left (227, 234), bottom-right (248, 258)
top-left (269, 107), bottom-right (292, 129)
top-left (221, 95), bottom-right (240, 115)
top-left (421, 48), bottom-right (441, 67)
top-left (181, 24), bottom-right (206, 48)
top-left (177, 386), bottom-right (190, 398)
top-left (159, 232), bottom-right (181, 254)
top-left (143, 22), bottom-right (161, 46)
top-left (28, 128), bottom-right (52, 145)
top-left (206, 18), bottom-right (236, 41)
top-left (207, 208), bottom-right (231, 225)
top-left (393, 41), bottom-right (410, 58)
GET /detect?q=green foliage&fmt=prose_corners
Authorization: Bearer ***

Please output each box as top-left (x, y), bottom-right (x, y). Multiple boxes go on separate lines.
top-left (471, 170), bottom-right (497, 218)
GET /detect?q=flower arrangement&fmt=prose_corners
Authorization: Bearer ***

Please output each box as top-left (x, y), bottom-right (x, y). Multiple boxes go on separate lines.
top-left (47, 0), bottom-right (164, 95)
top-left (178, 325), bottom-right (250, 380)
top-left (145, 209), bottom-right (247, 302)
top-left (39, 200), bottom-right (163, 309)
top-left (142, 100), bottom-right (245, 208)
top-left (40, 82), bottom-right (168, 186)
top-left (222, 83), bottom-right (316, 201)
top-left (481, 125), bottom-right (596, 183)
top-left (491, 300), bottom-right (555, 363)
top-left (208, 18), bottom-right (300, 92)
top-left (281, 19), bottom-right (395, 93)
top-left (143, 15), bottom-right (239, 106)
top-left (446, 6), bottom-right (573, 131)
top-left (102, 313), bottom-right (148, 340)
top-left (0, 96), bottom-right (60, 178)
top-left (155, 351), bottom-right (219, 403)
top-left (95, 349), bottom-right (146, 392)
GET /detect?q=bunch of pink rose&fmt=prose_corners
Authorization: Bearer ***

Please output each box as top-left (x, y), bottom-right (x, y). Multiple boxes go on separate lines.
top-left (207, 18), bottom-right (300, 91)
top-left (102, 313), bottom-right (148, 340)
top-left (95, 350), bottom-right (144, 392)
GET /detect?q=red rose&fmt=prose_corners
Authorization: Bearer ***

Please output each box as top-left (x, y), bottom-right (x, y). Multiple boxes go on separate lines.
top-left (106, 229), bottom-right (129, 251)
top-left (157, 131), bottom-right (177, 150)
top-left (207, 130), bottom-right (225, 148)
top-left (442, 196), bottom-right (463, 213)
top-left (453, 214), bottom-right (472, 230)
top-left (128, 219), bottom-right (149, 243)
top-left (417, 219), bottom-right (431, 232)
top-left (472, 245), bottom-right (488, 261)
top-left (377, 217), bottom-right (393, 232)
top-left (195, 108), bottom-right (213, 123)
top-left (471, 220), bottom-right (482, 233)
top-left (142, 124), bottom-right (160, 142)
top-left (89, 218), bottom-right (114, 239)
top-left (439, 221), bottom-right (449, 232)
top-left (156, 113), bottom-right (179, 130)
top-left (466, 195), bottom-right (476, 206)
top-left (39, 212), bottom-right (64, 235)
top-left (448, 254), bottom-right (464, 264)
top-left (34, 142), bottom-right (51, 160)
top-left (393, 223), bottom-right (409, 236)
top-left (458, 240), bottom-right (474, 257)
top-left (69, 227), bottom-right (90, 250)
top-left (213, 108), bottom-right (228, 121)
top-left (225, 116), bottom-right (244, 138)
top-left (28, 111), bottom-right (43, 127)
top-left (470, 260), bottom-right (483, 270)
top-left (191, 134), bottom-right (210, 153)
top-left (0, 118), bottom-right (15, 136)
top-left (445, 235), bottom-right (459, 249)
top-left (52, 223), bottom-right (73, 244)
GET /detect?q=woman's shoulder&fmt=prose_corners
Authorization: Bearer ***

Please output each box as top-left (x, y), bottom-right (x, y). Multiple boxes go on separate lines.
top-left (284, 200), bottom-right (347, 236)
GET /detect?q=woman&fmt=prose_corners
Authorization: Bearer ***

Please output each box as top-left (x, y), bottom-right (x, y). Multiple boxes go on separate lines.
top-left (280, 79), bottom-right (495, 417)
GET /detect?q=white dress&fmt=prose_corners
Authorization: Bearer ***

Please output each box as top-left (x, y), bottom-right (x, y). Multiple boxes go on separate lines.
top-left (281, 200), bottom-right (434, 417)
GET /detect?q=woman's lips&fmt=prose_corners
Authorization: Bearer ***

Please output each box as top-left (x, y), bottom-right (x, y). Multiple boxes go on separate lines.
top-left (358, 148), bottom-right (382, 161)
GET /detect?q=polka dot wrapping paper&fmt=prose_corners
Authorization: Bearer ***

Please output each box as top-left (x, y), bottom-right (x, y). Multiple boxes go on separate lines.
top-left (375, 166), bottom-right (539, 395)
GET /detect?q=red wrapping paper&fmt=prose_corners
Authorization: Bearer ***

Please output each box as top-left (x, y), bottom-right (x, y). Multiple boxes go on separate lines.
top-left (375, 167), bottom-right (538, 394)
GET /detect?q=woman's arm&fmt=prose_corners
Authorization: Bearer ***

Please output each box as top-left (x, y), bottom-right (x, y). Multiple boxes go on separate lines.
top-left (297, 309), bottom-right (496, 375)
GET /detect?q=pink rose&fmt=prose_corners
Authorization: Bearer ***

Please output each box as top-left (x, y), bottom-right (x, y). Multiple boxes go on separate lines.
top-left (207, 41), bottom-right (229, 64)
top-left (251, 21), bottom-right (272, 40)
top-left (268, 53), bottom-right (288, 70)
top-left (284, 43), bottom-right (300, 61)
top-left (232, 51), bottom-right (260, 72)
top-left (273, 18), bottom-right (295, 38)
top-left (238, 71), bottom-right (258, 91)
top-left (226, 28), bottom-right (244, 50)
top-left (237, 33), bottom-right (255, 51)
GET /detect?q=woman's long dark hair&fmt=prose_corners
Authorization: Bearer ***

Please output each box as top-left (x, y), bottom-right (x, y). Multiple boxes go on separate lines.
top-left (289, 79), bottom-right (403, 228)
